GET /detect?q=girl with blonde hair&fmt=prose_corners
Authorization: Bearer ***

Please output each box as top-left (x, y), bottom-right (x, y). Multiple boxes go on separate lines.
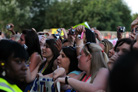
top-left (55, 43), bottom-right (109, 92)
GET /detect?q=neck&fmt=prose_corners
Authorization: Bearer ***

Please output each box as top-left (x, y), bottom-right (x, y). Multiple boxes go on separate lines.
top-left (85, 63), bottom-right (91, 77)
top-left (65, 67), bottom-right (69, 74)
top-left (85, 69), bottom-right (91, 77)
top-left (46, 56), bottom-right (53, 63)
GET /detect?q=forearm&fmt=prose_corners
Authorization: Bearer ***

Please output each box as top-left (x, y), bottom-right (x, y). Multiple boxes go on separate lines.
top-left (26, 63), bottom-right (41, 83)
top-left (76, 39), bottom-right (84, 56)
top-left (11, 30), bottom-right (16, 35)
top-left (68, 78), bottom-right (98, 92)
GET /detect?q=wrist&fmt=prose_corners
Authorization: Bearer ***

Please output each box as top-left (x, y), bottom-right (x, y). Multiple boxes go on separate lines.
top-left (65, 76), bottom-right (70, 84)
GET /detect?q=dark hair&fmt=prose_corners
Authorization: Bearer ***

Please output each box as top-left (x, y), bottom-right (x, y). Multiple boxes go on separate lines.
top-left (62, 46), bottom-right (80, 73)
top-left (0, 39), bottom-right (28, 74)
top-left (114, 38), bottom-right (132, 51)
top-left (85, 28), bottom-right (96, 43)
top-left (109, 50), bottom-right (138, 92)
top-left (22, 29), bottom-right (41, 57)
top-left (39, 39), bottom-right (60, 74)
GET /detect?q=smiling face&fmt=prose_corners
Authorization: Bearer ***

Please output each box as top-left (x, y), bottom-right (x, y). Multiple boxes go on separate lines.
top-left (57, 50), bottom-right (70, 73)
top-left (6, 56), bottom-right (27, 82)
top-left (42, 43), bottom-right (53, 59)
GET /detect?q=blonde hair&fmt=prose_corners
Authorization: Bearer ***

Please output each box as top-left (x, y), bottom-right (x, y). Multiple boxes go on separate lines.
top-left (83, 43), bottom-right (108, 83)
top-left (100, 39), bottom-right (113, 56)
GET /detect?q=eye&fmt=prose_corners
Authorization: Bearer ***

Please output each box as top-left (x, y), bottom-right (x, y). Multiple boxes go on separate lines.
top-left (122, 49), bottom-right (129, 53)
top-left (46, 44), bottom-right (49, 48)
top-left (15, 60), bottom-right (22, 64)
top-left (61, 54), bottom-right (65, 58)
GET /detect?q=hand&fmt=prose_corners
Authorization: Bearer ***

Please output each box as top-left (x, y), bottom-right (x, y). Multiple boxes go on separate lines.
top-left (37, 73), bottom-right (43, 78)
top-left (55, 39), bottom-right (62, 52)
top-left (6, 23), bottom-right (14, 31)
top-left (117, 26), bottom-right (123, 40)
top-left (109, 52), bottom-right (119, 63)
top-left (55, 77), bottom-right (66, 84)
top-left (131, 17), bottom-right (138, 29)
top-left (53, 68), bottom-right (66, 81)
top-left (92, 28), bottom-right (103, 41)
top-left (75, 25), bottom-right (86, 35)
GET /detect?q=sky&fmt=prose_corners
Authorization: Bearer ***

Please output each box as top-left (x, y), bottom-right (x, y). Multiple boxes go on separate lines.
top-left (123, 0), bottom-right (138, 14)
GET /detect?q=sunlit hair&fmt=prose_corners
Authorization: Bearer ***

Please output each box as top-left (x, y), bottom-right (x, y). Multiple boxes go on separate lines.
top-left (83, 43), bottom-right (108, 82)
top-left (100, 39), bottom-right (113, 57)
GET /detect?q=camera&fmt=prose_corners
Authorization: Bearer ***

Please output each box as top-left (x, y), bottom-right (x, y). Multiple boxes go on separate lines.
top-left (57, 29), bottom-right (61, 34)
top-left (54, 34), bottom-right (60, 39)
top-left (6, 25), bottom-right (11, 30)
top-left (118, 27), bottom-right (125, 33)
top-left (68, 28), bottom-right (76, 35)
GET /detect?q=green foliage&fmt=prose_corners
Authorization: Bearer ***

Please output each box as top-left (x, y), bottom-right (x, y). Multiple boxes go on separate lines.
top-left (132, 13), bottom-right (138, 21)
top-left (0, 0), bottom-right (133, 32)
top-left (0, 0), bottom-right (32, 32)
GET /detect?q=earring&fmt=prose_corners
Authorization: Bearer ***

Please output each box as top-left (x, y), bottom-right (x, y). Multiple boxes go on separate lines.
top-left (2, 71), bottom-right (6, 77)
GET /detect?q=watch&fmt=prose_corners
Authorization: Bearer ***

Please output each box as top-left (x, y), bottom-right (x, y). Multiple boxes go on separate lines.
top-left (65, 76), bottom-right (70, 84)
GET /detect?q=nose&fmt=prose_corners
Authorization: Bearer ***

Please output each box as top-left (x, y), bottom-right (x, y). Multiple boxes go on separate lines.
top-left (22, 61), bottom-right (27, 71)
top-left (117, 50), bottom-right (122, 56)
top-left (57, 55), bottom-right (61, 60)
top-left (42, 46), bottom-right (46, 51)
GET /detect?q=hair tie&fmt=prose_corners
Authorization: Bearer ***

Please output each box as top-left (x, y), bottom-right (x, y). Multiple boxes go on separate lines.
top-left (102, 50), bottom-right (104, 53)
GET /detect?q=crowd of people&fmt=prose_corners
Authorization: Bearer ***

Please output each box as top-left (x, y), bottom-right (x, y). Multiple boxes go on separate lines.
top-left (0, 17), bottom-right (138, 92)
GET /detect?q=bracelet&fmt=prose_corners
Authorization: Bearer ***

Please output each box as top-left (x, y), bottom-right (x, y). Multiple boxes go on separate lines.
top-left (65, 76), bottom-right (70, 84)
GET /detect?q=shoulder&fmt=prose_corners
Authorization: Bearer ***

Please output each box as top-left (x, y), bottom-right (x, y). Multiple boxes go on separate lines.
top-left (30, 52), bottom-right (41, 60)
top-left (30, 52), bottom-right (39, 57)
top-left (69, 70), bottom-right (81, 75)
top-left (96, 68), bottom-right (109, 78)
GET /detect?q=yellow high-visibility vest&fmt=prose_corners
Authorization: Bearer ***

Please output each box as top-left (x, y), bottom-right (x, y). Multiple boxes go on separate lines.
top-left (0, 77), bottom-right (22, 92)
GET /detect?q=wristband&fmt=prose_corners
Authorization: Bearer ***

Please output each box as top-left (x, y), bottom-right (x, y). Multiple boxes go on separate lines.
top-left (65, 76), bottom-right (70, 84)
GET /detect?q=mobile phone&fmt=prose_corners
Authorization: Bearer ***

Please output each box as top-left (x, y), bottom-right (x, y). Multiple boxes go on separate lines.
top-left (6, 25), bottom-right (11, 30)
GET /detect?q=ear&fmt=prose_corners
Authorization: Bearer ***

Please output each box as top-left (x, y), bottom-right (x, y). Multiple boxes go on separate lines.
top-left (87, 54), bottom-right (92, 62)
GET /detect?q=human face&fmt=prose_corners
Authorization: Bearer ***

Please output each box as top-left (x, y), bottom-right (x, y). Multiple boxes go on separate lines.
top-left (42, 43), bottom-right (53, 59)
top-left (6, 57), bottom-right (27, 82)
top-left (57, 50), bottom-right (70, 73)
top-left (108, 48), bottom-right (115, 58)
top-left (77, 49), bottom-right (88, 71)
top-left (116, 43), bottom-right (130, 56)
top-left (18, 34), bottom-right (25, 45)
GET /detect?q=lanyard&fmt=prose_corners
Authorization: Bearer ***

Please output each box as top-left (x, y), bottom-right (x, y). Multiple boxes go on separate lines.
top-left (82, 74), bottom-right (91, 82)
top-left (40, 64), bottom-right (48, 73)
